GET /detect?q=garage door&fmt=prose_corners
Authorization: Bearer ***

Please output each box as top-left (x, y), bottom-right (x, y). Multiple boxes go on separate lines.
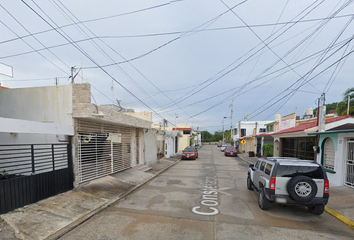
top-left (76, 120), bottom-right (132, 183)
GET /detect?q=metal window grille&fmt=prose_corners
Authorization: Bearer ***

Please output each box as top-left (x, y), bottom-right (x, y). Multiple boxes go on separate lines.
top-left (324, 138), bottom-right (335, 171)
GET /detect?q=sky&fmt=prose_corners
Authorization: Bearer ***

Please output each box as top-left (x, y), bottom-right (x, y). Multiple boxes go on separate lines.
top-left (0, 0), bottom-right (353, 133)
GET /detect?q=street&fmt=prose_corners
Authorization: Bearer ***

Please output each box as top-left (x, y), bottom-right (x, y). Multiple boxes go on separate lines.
top-left (59, 145), bottom-right (354, 240)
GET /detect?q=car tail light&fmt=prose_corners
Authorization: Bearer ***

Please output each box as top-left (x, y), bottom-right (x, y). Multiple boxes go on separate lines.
top-left (270, 177), bottom-right (276, 190)
top-left (324, 179), bottom-right (329, 194)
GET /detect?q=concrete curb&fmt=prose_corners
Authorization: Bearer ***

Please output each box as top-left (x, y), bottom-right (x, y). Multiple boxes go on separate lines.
top-left (325, 206), bottom-right (354, 230)
top-left (47, 159), bottom-right (181, 240)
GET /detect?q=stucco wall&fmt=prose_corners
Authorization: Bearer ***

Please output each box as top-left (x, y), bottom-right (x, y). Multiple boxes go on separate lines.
top-left (0, 85), bottom-right (73, 125)
top-left (318, 132), bottom-right (354, 187)
top-left (143, 129), bottom-right (158, 166)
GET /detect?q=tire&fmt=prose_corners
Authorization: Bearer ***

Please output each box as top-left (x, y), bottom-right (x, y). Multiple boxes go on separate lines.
top-left (247, 176), bottom-right (253, 191)
top-left (258, 187), bottom-right (270, 210)
top-left (308, 205), bottom-right (325, 215)
top-left (287, 176), bottom-right (317, 202)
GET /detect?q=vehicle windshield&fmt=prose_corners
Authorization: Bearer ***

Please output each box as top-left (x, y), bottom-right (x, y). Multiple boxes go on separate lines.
top-left (226, 146), bottom-right (235, 150)
top-left (184, 148), bottom-right (195, 152)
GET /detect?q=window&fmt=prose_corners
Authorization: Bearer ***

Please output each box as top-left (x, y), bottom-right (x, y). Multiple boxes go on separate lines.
top-left (234, 128), bottom-right (238, 135)
top-left (265, 164), bottom-right (272, 175)
top-left (241, 128), bottom-right (246, 137)
top-left (183, 130), bottom-right (191, 135)
top-left (276, 165), bottom-right (324, 179)
top-left (260, 162), bottom-right (266, 171)
top-left (259, 128), bottom-right (266, 133)
top-left (255, 160), bottom-right (261, 169)
top-left (324, 138), bottom-right (335, 170)
top-left (266, 125), bottom-right (274, 132)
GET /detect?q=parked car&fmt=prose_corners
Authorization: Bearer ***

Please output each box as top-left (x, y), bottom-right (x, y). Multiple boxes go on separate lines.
top-left (247, 157), bottom-right (329, 215)
top-left (224, 146), bottom-right (237, 157)
top-left (217, 142), bottom-right (222, 147)
top-left (181, 147), bottom-right (198, 160)
top-left (220, 145), bottom-right (227, 152)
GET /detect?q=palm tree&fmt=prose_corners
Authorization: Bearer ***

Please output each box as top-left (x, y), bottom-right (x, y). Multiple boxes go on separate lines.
top-left (336, 87), bottom-right (354, 116)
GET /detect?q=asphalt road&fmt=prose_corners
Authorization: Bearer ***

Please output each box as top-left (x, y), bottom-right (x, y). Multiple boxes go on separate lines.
top-left (59, 145), bottom-right (354, 240)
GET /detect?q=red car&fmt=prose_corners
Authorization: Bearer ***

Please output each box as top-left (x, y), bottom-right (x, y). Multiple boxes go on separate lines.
top-left (217, 142), bottom-right (222, 147)
top-left (224, 146), bottom-right (237, 157)
top-left (182, 147), bottom-right (198, 160)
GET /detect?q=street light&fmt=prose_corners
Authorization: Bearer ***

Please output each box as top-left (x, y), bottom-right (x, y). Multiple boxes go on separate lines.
top-left (222, 117), bottom-right (227, 144)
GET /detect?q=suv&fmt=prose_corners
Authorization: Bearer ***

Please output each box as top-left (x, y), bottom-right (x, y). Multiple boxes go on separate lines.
top-left (247, 157), bottom-right (329, 215)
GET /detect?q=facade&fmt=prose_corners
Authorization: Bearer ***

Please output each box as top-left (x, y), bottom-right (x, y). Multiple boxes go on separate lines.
top-left (0, 83), bottom-right (152, 186)
top-left (165, 130), bottom-right (182, 158)
top-left (152, 124), bottom-right (193, 153)
top-left (234, 121), bottom-right (272, 154)
top-left (309, 116), bottom-right (354, 187)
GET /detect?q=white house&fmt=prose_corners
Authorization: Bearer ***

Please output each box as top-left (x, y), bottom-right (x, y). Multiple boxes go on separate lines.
top-left (165, 130), bottom-right (182, 158)
top-left (308, 116), bottom-right (354, 188)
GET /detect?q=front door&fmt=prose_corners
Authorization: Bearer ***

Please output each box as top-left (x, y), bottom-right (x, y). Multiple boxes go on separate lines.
top-left (345, 139), bottom-right (354, 188)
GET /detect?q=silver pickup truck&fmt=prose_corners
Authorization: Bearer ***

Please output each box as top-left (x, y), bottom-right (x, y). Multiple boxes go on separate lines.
top-left (247, 157), bottom-right (329, 215)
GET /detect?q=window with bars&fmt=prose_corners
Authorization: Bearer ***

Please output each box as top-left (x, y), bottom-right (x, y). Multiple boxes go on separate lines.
top-left (324, 138), bottom-right (335, 171)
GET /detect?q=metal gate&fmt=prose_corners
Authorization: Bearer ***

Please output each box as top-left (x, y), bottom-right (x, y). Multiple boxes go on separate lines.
top-left (0, 142), bottom-right (73, 214)
top-left (345, 139), bottom-right (354, 188)
top-left (76, 120), bottom-right (132, 183)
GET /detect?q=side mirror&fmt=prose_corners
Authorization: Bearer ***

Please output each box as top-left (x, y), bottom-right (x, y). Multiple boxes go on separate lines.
top-left (249, 164), bottom-right (254, 169)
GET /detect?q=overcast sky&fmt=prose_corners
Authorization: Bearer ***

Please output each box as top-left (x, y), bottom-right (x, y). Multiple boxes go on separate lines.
top-left (0, 0), bottom-right (353, 133)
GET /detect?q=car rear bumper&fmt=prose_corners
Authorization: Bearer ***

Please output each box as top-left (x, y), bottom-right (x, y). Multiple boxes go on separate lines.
top-left (224, 152), bottom-right (237, 156)
top-left (267, 192), bottom-right (329, 206)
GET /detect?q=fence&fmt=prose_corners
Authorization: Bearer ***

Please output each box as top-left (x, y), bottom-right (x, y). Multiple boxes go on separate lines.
top-left (0, 141), bottom-right (73, 214)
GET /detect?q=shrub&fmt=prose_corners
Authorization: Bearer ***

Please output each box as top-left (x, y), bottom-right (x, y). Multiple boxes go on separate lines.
top-left (263, 143), bottom-right (273, 157)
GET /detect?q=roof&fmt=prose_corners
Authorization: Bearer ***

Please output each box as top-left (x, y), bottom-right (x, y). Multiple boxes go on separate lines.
top-left (172, 127), bottom-right (192, 130)
top-left (258, 133), bottom-right (274, 137)
top-left (272, 115), bottom-right (351, 135)
top-left (165, 130), bottom-right (183, 138)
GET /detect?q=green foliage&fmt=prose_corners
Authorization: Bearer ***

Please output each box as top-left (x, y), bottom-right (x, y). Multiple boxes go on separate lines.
top-left (200, 129), bottom-right (232, 143)
top-left (263, 144), bottom-right (273, 157)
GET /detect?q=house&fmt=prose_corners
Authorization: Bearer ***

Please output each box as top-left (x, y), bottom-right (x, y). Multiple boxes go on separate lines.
top-left (165, 130), bottom-right (182, 158)
top-left (234, 120), bottom-right (272, 155)
top-left (0, 83), bottom-right (152, 187)
top-left (308, 116), bottom-right (354, 187)
top-left (271, 115), bottom-right (350, 161)
top-left (153, 124), bottom-right (193, 153)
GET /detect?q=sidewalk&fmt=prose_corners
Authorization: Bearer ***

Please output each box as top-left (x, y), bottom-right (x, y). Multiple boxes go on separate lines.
top-left (0, 155), bottom-right (181, 240)
top-left (238, 153), bottom-right (354, 230)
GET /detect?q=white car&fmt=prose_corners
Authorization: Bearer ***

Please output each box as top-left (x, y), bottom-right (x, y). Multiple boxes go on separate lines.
top-left (220, 145), bottom-right (227, 152)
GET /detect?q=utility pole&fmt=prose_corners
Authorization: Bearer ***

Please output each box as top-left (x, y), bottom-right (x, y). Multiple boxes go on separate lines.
top-left (197, 126), bottom-right (199, 147)
top-left (230, 100), bottom-right (234, 145)
top-left (347, 95), bottom-right (351, 115)
top-left (70, 66), bottom-right (76, 84)
top-left (222, 117), bottom-right (226, 144)
top-left (175, 113), bottom-right (178, 127)
top-left (318, 93), bottom-right (326, 132)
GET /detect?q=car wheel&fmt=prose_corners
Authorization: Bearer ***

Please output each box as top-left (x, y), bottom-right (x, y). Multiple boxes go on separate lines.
top-left (287, 176), bottom-right (317, 202)
top-left (258, 187), bottom-right (270, 210)
top-left (247, 176), bottom-right (253, 191)
top-left (308, 205), bottom-right (325, 215)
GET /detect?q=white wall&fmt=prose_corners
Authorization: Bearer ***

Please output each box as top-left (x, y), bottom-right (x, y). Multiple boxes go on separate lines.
top-left (143, 129), bottom-right (158, 166)
top-left (0, 85), bottom-right (73, 125)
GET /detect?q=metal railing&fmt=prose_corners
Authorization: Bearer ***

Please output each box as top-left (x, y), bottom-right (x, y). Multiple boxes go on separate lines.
top-left (0, 143), bottom-right (68, 177)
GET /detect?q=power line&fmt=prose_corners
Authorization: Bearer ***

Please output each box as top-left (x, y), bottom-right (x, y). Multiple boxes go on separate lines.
top-left (20, 0), bottom-right (178, 126)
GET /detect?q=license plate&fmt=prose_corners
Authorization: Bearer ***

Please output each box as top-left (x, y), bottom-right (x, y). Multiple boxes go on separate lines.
top-left (276, 198), bottom-right (287, 204)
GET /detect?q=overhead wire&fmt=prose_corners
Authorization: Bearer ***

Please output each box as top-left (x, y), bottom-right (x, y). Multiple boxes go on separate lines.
top-left (158, 0), bottom-right (326, 112)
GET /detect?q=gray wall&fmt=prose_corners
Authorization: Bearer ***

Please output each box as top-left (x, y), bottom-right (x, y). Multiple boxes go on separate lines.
top-left (143, 129), bottom-right (158, 166)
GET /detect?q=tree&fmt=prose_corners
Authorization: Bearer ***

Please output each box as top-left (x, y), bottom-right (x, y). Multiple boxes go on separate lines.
top-left (336, 87), bottom-right (354, 116)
